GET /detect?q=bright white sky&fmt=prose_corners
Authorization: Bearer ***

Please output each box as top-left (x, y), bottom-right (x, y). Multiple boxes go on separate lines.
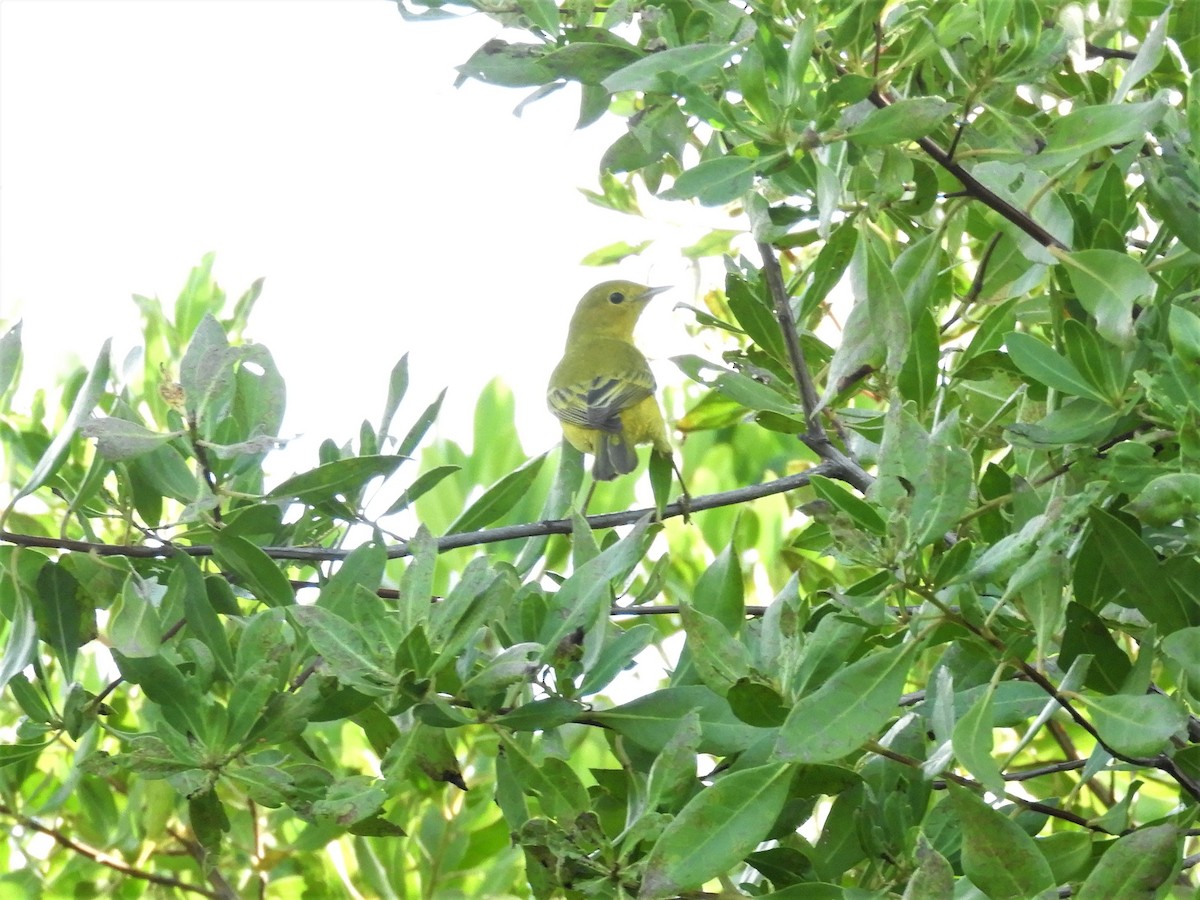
top-left (0, 0), bottom-right (732, 464)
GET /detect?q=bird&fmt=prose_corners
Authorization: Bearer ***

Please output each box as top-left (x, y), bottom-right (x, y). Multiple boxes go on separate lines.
top-left (547, 280), bottom-right (686, 510)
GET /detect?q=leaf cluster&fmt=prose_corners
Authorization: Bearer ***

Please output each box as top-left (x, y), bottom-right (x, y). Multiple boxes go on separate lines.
top-left (2, 0), bottom-right (1200, 897)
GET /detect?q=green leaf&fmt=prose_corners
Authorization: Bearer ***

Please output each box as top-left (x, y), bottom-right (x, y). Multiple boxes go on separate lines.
top-left (311, 775), bottom-right (387, 828)
top-left (1005, 332), bottom-right (1105, 400)
top-left (542, 42), bottom-right (640, 85)
top-left (1079, 693), bottom-right (1186, 757)
top-left (430, 562), bottom-right (510, 676)
top-left (910, 441), bottom-right (973, 547)
top-left (648, 448), bottom-right (674, 520)
top-left (775, 643), bottom-right (913, 763)
top-left (0, 587), bottom-right (37, 693)
top-left (520, 0), bottom-right (559, 36)
top-left (498, 734), bottom-right (589, 821)
top-left (1075, 823), bottom-right (1179, 900)
top-left (317, 541), bottom-right (386, 620)
top-left (592, 685), bottom-right (769, 756)
top-left (679, 602), bottom-right (751, 695)
top-left (577, 622), bottom-right (657, 695)
top-left (461, 642), bottom-right (542, 702)
top-left (384, 464), bottom-right (460, 516)
top-left (446, 453), bottom-right (546, 534)
top-left (640, 764), bottom-right (794, 899)
top-left (1124, 472), bottom-right (1200, 526)
top-left (291, 606), bottom-right (393, 697)
top-left (951, 687), bottom-right (1005, 796)
top-left (456, 40), bottom-right (554, 87)
top-left (179, 315), bottom-right (237, 432)
top-left (1088, 507), bottom-right (1192, 632)
top-left (0, 740), bottom-right (52, 770)
top-left (642, 709), bottom-right (702, 814)
top-left (1061, 250), bottom-right (1155, 349)
top-left (0, 321), bottom-right (22, 402)
top-left (725, 274), bottom-right (786, 364)
top-left (662, 156), bottom-right (756, 206)
top-left (396, 527), bottom-right (437, 637)
top-left (727, 679), bottom-right (789, 728)
top-left (80, 417), bottom-right (181, 461)
top-left (212, 531), bottom-right (294, 608)
top-left (602, 43), bottom-right (738, 93)
top-left (5, 339), bottom-right (111, 519)
top-left (898, 307), bottom-right (939, 411)
top-left (539, 515), bottom-right (652, 671)
top-left (378, 353), bottom-right (408, 441)
top-left (174, 557), bottom-right (233, 678)
top-left (949, 785), bottom-right (1056, 899)
top-left (580, 239), bottom-right (653, 266)
top-left (1062, 318), bottom-right (1125, 403)
top-left (903, 835), bottom-right (954, 900)
top-left (267, 454), bottom-right (407, 504)
top-left (396, 388), bottom-right (446, 458)
top-left (1168, 305), bottom-right (1200, 365)
top-left (861, 225), bottom-right (910, 374)
top-left (810, 474), bottom-right (886, 536)
top-left (1031, 98), bottom-right (1167, 170)
top-left (1060, 602), bottom-right (1131, 694)
top-left (845, 97), bottom-right (955, 147)
top-left (114, 651), bottom-right (208, 740)
top-left (495, 697), bottom-right (585, 732)
top-left (1112, 7), bottom-right (1169, 103)
top-left (34, 563), bottom-right (88, 682)
top-left (514, 443), bottom-right (583, 577)
top-left (1143, 138), bottom-right (1200, 255)
top-left (108, 574), bottom-right (163, 658)
top-left (673, 354), bottom-right (800, 415)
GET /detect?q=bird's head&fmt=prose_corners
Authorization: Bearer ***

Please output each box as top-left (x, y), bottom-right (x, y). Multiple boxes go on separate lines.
top-left (567, 281), bottom-right (670, 340)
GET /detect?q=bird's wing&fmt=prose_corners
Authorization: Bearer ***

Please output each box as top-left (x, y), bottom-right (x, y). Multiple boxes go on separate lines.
top-left (548, 371), bottom-right (655, 433)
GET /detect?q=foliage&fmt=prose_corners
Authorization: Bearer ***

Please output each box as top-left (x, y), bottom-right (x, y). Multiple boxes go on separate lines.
top-left (2, 1), bottom-right (1200, 897)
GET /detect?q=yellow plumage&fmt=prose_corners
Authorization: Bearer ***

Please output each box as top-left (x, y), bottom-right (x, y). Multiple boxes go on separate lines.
top-left (547, 281), bottom-right (672, 481)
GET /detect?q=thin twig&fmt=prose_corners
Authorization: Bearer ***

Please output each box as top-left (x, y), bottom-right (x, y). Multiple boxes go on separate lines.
top-left (756, 241), bottom-right (874, 493)
top-left (166, 826), bottom-right (238, 900)
top-left (864, 90), bottom-right (1069, 251)
top-left (1045, 718), bottom-right (1115, 807)
top-left (1085, 41), bottom-right (1137, 61)
top-left (941, 233), bottom-right (1003, 334)
top-left (611, 604), bottom-right (769, 617)
top-left (187, 414), bottom-right (222, 526)
top-left (1002, 758), bottom-right (1087, 782)
top-left (1, 461), bottom-right (847, 563)
top-left (864, 743), bottom-right (1104, 832)
top-left (0, 802), bottom-right (220, 898)
top-left (976, 617), bottom-right (1200, 804)
top-left (757, 239), bottom-right (822, 434)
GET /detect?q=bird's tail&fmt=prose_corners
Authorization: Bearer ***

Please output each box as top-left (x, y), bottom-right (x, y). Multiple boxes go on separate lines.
top-left (593, 432), bottom-right (638, 481)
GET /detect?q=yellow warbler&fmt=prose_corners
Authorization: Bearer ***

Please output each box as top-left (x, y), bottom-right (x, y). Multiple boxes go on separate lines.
top-left (547, 280), bottom-right (674, 482)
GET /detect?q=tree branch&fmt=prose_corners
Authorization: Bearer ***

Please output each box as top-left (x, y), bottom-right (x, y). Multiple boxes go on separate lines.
top-left (863, 742), bottom-right (1105, 832)
top-left (756, 240), bottom-right (874, 493)
top-left (923, 587), bottom-right (1200, 805)
top-left (1, 461), bottom-right (849, 563)
top-left (757, 239), bottom-right (822, 432)
top-left (865, 89), bottom-right (1070, 251)
top-left (0, 802), bottom-right (220, 898)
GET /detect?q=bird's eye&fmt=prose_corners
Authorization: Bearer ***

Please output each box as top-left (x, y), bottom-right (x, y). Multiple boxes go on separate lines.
top-left (608, 291), bottom-right (625, 304)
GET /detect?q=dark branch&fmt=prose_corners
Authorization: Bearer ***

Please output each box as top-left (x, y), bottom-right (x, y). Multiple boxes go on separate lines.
top-left (757, 239), bottom-right (823, 433)
top-left (756, 241), bottom-right (874, 493)
top-left (1, 461), bottom-right (850, 563)
top-left (865, 742), bottom-right (1105, 832)
top-left (0, 803), bottom-right (221, 898)
top-left (865, 90), bottom-right (1070, 251)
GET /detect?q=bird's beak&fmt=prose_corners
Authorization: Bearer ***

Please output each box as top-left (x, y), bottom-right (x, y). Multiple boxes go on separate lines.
top-left (643, 285), bottom-right (671, 300)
